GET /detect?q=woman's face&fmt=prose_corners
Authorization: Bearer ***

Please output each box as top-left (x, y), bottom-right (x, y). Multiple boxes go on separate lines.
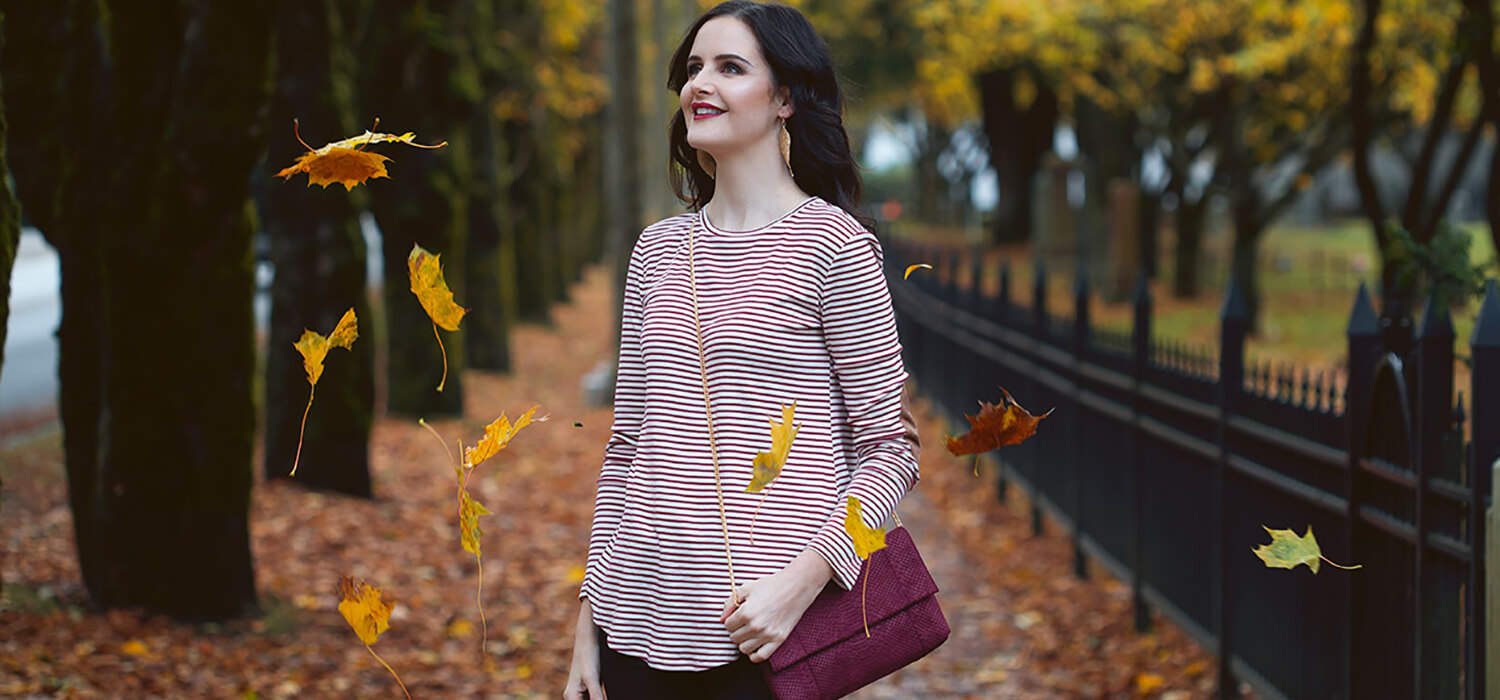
top-left (679, 16), bottom-right (790, 160)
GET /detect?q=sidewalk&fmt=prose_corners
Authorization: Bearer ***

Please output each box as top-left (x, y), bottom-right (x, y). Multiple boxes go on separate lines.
top-left (0, 262), bottom-right (1215, 698)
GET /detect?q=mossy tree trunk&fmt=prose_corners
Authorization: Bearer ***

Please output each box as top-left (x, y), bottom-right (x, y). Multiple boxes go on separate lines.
top-left (462, 0), bottom-right (518, 372)
top-left (359, 0), bottom-right (479, 417)
top-left (260, 0), bottom-right (375, 494)
top-left (3, 0), bottom-right (269, 620)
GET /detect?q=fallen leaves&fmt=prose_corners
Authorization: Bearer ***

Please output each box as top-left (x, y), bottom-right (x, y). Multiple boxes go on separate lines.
top-left (409, 244), bottom-right (469, 392)
top-left (1252, 525), bottom-right (1361, 574)
top-left (275, 119), bottom-right (447, 191)
top-left (945, 387), bottom-right (1054, 475)
top-left (290, 308), bottom-right (358, 476)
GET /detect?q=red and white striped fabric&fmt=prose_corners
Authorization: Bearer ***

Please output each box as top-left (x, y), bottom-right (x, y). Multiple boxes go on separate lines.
top-left (581, 196), bottom-right (920, 671)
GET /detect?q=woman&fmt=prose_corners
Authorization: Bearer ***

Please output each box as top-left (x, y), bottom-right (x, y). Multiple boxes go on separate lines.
top-left (565, 2), bottom-right (919, 698)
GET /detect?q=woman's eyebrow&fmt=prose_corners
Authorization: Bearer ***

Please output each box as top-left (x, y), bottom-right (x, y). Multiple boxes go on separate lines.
top-left (687, 52), bottom-right (754, 66)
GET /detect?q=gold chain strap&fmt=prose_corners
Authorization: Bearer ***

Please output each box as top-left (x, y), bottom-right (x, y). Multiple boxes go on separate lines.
top-left (686, 222), bottom-right (739, 597)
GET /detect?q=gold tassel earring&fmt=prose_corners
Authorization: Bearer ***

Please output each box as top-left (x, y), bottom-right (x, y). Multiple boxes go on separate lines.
top-left (697, 150), bottom-right (716, 179)
top-left (779, 120), bottom-right (793, 176)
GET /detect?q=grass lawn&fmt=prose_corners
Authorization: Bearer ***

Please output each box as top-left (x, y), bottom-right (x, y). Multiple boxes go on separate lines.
top-left (893, 217), bottom-right (1498, 385)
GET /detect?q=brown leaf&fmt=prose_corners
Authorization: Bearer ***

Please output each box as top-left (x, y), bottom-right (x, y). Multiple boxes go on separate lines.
top-left (944, 387), bottom-right (1053, 457)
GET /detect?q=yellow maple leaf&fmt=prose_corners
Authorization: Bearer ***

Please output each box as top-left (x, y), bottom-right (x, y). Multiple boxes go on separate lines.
top-left (747, 403), bottom-right (798, 492)
top-left (903, 263), bottom-right (933, 280)
top-left (1252, 525), bottom-right (1361, 574)
top-left (338, 576), bottom-right (393, 646)
top-left (459, 490), bottom-right (492, 557)
top-left (275, 119), bottom-right (446, 191)
top-left (844, 496), bottom-right (888, 637)
top-left (464, 405), bottom-right (542, 468)
top-left (336, 576), bottom-right (410, 699)
top-left (289, 309), bottom-right (358, 476)
top-left (844, 496), bottom-right (888, 560)
top-left (120, 639), bottom-right (150, 657)
top-left (408, 244), bottom-right (468, 392)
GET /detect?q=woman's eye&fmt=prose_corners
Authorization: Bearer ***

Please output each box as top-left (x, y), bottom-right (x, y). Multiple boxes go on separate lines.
top-left (722, 63), bottom-right (742, 74)
top-left (686, 63), bottom-right (701, 76)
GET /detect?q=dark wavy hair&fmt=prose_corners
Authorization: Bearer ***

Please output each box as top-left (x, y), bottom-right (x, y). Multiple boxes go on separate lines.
top-left (666, 0), bottom-right (872, 231)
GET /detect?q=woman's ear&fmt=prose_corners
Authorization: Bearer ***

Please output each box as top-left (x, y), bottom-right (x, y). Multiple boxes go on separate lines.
top-left (777, 86), bottom-right (794, 119)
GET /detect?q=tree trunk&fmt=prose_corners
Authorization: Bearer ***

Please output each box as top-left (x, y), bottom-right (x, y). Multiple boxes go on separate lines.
top-left (6, 1), bottom-right (269, 619)
top-left (512, 136), bottom-right (557, 324)
top-left (914, 121), bottom-right (947, 223)
top-left (1231, 206), bottom-right (1265, 336)
top-left (1139, 192), bottom-right (1161, 279)
top-left (260, 0), bottom-right (374, 494)
top-left (0, 18), bottom-right (19, 391)
top-left (463, 106), bottom-right (515, 372)
top-left (1172, 195), bottom-right (1208, 299)
top-left (979, 68), bottom-right (1059, 246)
top-left (359, 0), bottom-right (479, 417)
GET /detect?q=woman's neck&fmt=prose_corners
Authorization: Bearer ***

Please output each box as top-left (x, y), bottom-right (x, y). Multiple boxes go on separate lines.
top-left (702, 145), bottom-right (810, 231)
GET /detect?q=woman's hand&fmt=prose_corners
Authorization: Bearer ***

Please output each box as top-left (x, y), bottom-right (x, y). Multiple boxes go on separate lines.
top-left (721, 550), bottom-right (834, 663)
top-left (563, 598), bottom-right (604, 700)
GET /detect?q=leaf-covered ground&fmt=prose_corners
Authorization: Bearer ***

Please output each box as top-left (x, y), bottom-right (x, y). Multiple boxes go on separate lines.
top-left (1, 264), bottom-right (1224, 699)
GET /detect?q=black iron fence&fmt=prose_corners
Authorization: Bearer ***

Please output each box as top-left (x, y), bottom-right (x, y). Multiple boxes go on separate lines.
top-left (884, 238), bottom-right (1497, 700)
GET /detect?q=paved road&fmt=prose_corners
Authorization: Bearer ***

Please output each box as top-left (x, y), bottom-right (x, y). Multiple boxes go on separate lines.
top-left (1, 228), bottom-right (59, 414)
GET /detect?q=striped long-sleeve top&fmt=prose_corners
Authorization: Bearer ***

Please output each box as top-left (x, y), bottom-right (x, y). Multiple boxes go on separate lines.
top-left (580, 196), bottom-right (920, 671)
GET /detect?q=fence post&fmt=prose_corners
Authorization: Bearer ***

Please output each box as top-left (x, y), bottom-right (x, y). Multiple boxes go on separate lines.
top-left (1072, 271), bottom-right (1090, 580)
top-left (1026, 260), bottom-right (1050, 539)
top-left (1347, 283), bottom-right (1379, 699)
top-left (1415, 297), bottom-right (1456, 698)
top-left (1216, 276), bottom-right (1248, 699)
top-left (996, 261), bottom-right (1013, 505)
top-left (1470, 280), bottom-right (1497, 700)
top-left (1131, 271), bottom-right (1152, 633)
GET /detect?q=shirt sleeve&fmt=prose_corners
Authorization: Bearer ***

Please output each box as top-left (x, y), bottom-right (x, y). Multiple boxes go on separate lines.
top-left (805, 229), bottom-right (921, 590)
top-left (582, 234), bottom-right (648, 600)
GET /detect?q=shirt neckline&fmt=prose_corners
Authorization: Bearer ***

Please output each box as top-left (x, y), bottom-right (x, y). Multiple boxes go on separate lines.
top-left (699, 196), bottom-right (819, 236)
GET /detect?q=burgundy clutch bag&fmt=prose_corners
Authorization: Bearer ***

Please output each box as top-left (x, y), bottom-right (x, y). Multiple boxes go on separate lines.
top-left (762, 526), bottom-right (950, 699)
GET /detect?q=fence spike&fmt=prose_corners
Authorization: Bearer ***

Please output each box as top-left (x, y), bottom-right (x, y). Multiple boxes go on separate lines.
top-left (1220, 274), bottom-right (1249, 321)
top-left (1348, 281), bottom-right (1379, 337)
top-left (1471, 279), bottom-right (1500, 347)
top-left (1417, 293), bottom-right (1455, 340)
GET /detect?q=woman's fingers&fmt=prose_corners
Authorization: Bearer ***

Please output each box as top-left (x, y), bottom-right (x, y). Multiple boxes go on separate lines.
top-left (749, 640), bottom-right (778, 664)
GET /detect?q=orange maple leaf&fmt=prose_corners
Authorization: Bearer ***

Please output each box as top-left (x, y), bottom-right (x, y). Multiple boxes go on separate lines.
top-left (275, 118), bottom-right (446, 191)
top-left (289, 309), bottom-right (358, 476)
top-left (407, 243), bottom-right (469, 391)
top-left (944, 387), bottom-right (1053, 475)
top-left (337, 576), bottom-right (411, 699)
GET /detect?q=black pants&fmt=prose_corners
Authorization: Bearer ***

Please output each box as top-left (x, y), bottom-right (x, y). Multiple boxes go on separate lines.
top-left (597, 629), bottom-right (775, 700)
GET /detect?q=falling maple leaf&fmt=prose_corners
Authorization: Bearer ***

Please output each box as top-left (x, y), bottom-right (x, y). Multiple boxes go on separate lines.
top-left (408, 243), bottom-right (469, 392)
top-left (1252, 525), bottom-right (1361, 573)
top-left (903, 263), bottom-right (933, 280)
top-left (464, 405), bottom-right (542, 469)
top-left (844, 496), bottom-right (888, 637)
top-left (337, 576), bottom-right (411, 699)
top-left (459, 490), bottom-right (491, 557)
top-left (275, 118), bottom-right (446, 191)
top-left (1135, 672), bottom-right (1165, 695)
top-left (945, 387), bottom-right (1054, 475)
top-left (289, 309), bottom-right (358, 476)
top-left (419, 406), bottom-right (546, 663)
top-left (747, 403), bottom-right (799, 492)
top-left (747, 403), bottom-right (799, 542)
